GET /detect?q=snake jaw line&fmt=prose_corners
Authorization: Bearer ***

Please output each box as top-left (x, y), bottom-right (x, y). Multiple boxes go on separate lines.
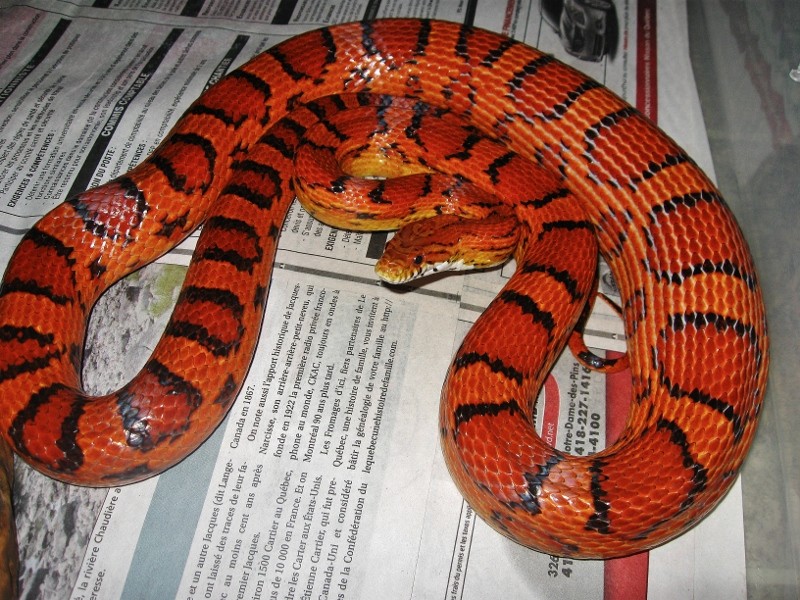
top-left (375, 255), bottom-right (475, 285)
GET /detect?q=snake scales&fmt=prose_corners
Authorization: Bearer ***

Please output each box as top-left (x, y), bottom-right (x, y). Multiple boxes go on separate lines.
top-left (0, 19), bottom-right (767, 575)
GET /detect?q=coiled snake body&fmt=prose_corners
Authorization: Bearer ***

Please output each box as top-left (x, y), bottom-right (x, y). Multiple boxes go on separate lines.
top-left (0, 19), bottom-right (767, 561)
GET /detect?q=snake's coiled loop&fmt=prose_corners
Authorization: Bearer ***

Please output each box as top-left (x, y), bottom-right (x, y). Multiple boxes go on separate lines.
top-left (0, 20), bottom-right (767, 560)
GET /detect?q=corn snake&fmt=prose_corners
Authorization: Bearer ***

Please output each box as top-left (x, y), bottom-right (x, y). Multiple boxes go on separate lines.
top-left (0, 18), bottom-right (768, 562)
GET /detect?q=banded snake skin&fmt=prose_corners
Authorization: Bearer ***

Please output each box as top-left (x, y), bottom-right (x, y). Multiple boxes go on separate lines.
top-left (0, 19), bottom-right (767, 563)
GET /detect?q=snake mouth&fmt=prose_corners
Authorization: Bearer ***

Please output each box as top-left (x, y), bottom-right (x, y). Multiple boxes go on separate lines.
top-left (376, 258), bottom-right (470, 285)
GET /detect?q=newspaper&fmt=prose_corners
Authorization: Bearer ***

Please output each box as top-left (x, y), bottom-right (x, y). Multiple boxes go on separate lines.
top-left (0, 1), bottom-right (747, 598)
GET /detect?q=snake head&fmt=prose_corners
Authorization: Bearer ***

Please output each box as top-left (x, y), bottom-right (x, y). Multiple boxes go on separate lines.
top-left (375, 214), bottom-right (519, 285)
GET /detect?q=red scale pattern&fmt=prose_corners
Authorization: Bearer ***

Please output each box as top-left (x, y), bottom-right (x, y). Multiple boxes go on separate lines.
top-left (0, 21), bottom-right (768, 562)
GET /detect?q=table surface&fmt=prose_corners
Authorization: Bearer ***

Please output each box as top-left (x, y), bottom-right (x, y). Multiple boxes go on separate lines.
top-left (8, 2), bottom-right (800, 599)
top-left (687, 2), bottom-right (800, 598)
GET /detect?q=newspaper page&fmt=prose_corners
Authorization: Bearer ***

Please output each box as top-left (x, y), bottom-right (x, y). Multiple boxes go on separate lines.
top-left (0, 1), bottom-right (746, 598)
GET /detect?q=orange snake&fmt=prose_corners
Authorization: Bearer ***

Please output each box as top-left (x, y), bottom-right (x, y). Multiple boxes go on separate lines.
top-left (0, 19), bottom-right (767, 563)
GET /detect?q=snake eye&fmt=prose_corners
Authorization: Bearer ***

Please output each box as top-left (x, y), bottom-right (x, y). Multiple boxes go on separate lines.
top-left (413, 254), bottom-right (424, 265)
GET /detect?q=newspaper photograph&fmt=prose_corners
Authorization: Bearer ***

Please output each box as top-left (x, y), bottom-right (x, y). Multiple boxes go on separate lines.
top-left (0, 1), bottom-right (747, 598)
